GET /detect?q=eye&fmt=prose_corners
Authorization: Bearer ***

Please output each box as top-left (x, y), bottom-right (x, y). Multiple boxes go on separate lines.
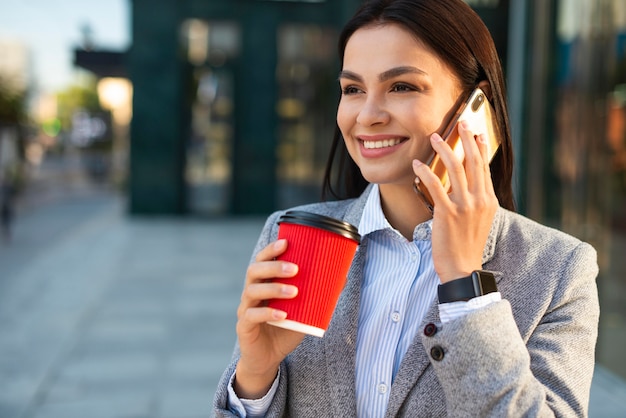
top-left (341, 85), bottom-right (363, 95)
top-left (390, 83), bottom-right (419, 93)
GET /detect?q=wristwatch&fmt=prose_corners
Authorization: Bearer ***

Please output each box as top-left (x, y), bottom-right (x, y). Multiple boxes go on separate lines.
top-left (437, 270), bottom-right (498, 303)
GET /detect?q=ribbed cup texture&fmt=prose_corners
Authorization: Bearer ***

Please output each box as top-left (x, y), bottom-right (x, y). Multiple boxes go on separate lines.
top-left (268, 222), bottom-right (359, 331)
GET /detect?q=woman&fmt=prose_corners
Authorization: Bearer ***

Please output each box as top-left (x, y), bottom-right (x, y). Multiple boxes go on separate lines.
top-left (213, 0), bottom-right (599, 416)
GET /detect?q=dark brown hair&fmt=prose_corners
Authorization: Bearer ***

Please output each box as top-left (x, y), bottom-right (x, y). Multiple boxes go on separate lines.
top-left (322, 0), bottom-right (515, 211)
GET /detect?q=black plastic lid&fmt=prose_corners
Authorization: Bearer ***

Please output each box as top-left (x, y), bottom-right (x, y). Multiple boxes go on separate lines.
top-left (278, 210), bottom-right (361, 243)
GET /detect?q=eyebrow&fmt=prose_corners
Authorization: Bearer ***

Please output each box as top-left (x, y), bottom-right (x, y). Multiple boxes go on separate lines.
top-left (338, 66), bottom-right (428, 82)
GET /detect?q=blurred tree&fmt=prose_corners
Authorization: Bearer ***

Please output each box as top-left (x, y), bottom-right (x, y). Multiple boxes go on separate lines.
top-left (0, 76), bottom-right (27, 197)
top-left (0, 76), bottom-right (27, 125)
top-left (56, 78), bottom-right (103, 131)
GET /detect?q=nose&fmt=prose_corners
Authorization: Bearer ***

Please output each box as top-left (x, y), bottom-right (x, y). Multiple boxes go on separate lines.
top-left (356, 96), bottom-right (390, 126)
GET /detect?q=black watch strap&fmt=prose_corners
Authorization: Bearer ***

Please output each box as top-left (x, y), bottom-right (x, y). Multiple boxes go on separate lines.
top-left (438, 270), bottom-right (497, 303)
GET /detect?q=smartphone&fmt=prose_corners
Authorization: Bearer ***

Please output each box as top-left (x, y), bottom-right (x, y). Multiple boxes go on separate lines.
top-left (415, 87), bottom-right (501, 211)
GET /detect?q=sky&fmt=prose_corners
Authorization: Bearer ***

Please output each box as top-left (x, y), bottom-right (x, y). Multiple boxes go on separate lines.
top-left (0, 0), bottom-right (130, 93)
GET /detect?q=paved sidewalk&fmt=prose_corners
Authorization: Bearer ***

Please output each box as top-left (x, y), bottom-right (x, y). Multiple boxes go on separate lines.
top-left (0, 191), bottom-right (625, 417)
top-left (0, 191), bottom-right (259, 418)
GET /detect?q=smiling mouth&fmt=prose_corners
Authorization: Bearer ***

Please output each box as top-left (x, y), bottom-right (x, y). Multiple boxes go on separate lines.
top-left (361, 138), bottom-right (407, 149)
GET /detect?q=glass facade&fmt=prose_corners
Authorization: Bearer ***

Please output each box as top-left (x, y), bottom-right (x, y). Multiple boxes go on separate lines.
top-left (523, 0), bottom-right (626, 379)
top-left (181, 20), bottom-right (339, 214)
top-left (473, 0), bottom-right (626, 383)
top-left (561, 0), bottom-right (626, 380)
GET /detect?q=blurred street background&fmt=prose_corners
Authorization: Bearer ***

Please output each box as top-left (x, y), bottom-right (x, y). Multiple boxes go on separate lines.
top-left (2, 0), bottom-right (626, 417)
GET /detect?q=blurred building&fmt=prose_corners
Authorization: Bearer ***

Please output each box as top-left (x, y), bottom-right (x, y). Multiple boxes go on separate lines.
top-left (124, 0), bottom-right (364, 216)
top-left (78, 0), bottom-right (625, 382)
top-left (543, 0), bottom-right (626, 383)
top-left (0, 38), bottom-right (31, 93)
top-left (478, 0), bottom-right (626, 387)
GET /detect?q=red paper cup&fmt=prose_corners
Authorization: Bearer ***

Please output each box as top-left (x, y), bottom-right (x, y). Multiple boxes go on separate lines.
top-left (267, 211), bottom-right (360, 337)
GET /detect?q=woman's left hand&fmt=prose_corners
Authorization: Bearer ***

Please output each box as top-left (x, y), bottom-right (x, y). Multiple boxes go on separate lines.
top-left (412, 121), bottom-right (499, 283)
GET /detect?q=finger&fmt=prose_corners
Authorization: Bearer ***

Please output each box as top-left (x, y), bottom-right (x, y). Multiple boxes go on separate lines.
top-left (238, 281), bottom-right (298, 318)
top-left (237, 306), bottom-right (288, 335)
top-left (475, 132), bottom-right (491, 165)
top-left (429, 132), bottom-right (468, 196)
top-left (255, 239), bottom-right (289, 263)
top-left (242, 281), bottom-right (298, 306)
top-left (246, 258), bottom-right (298, 283)
top-left (458, 121), bottom-right (487, 195)
top-left (458, 120), bottom-right (486, 165)
top-left (412, 158), bottom-right (450, 208)
top-left (476, 133), bottom-right (497, 196)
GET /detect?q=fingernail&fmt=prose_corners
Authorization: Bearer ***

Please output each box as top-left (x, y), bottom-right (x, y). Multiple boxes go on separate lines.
top-left (460, 120), bottom-right (469, 130)
top-left (430, 133), bottom-right (443, 143)
top-left (274, 239), bottom-right (286, 250)
top-left (413, 159), bottom-right (422, 167)
top-left (282, 285), bottom-right (298, 296)
top-left (282, 263), bottom-right (298, 275)
top-left (272, 310), bottom-right (287, 320)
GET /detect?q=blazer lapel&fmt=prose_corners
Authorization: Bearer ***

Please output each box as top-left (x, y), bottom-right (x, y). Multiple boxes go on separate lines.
top-left (323, 188), bottom-right (371, 416)
top-left (384, 299), bottom-right (440, 417)
top-left (324, 241), bottom-right (365, 416)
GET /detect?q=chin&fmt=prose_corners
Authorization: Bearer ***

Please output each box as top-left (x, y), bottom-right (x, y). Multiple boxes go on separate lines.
top-left (360, 171), bottom-right (414, 188)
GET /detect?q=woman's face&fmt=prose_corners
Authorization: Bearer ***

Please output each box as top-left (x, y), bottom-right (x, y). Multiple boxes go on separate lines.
top-left (337, 24), bottom-right (463, 187)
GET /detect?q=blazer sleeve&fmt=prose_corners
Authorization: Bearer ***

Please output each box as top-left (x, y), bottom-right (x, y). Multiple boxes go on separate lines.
top-left (421, 241), bottom-right (599, 417)
top-left (213, 210), bottom-right (291, 417)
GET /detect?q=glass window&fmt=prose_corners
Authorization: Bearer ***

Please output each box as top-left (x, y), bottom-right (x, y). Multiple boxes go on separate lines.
top-left (275, 24), bottom-right (337, 208)
top-left (182, 20), bottom-right (240, 214)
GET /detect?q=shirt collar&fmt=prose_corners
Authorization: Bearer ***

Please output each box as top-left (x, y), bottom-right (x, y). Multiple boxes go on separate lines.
top-left (358, 184), bottom-right (433, 241)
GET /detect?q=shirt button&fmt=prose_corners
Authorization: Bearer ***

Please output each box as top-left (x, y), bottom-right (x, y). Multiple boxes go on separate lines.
top-left (391, 312), bottom-right (401, 323)
top-left (423, 322), bottom-right (437, 337)
top-left (430, 346), bottom-right (445, 361)
top-left (378, 383), bottom-right (388, 394)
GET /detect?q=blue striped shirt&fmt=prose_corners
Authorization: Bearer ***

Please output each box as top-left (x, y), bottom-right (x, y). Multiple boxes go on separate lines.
top-left (355, 184), bottom-right (439, 417)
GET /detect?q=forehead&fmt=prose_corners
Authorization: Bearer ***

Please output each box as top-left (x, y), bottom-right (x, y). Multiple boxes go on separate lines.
top-left (343, 24), bottom-right (456, 79)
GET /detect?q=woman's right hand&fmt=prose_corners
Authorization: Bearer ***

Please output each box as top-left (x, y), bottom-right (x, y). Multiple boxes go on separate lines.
top-left (234, 238), bottom-right (306, 399)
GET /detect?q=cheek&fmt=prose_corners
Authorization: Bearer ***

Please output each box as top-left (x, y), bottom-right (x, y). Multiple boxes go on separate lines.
top-left (336, 104), bottom-right (359, 157)
top-left (336, 101), bottom-right (353, 132)
top-left (405, 106), bottom-right (442, 137)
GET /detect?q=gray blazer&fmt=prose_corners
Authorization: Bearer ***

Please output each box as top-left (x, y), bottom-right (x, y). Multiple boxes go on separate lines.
top-left (213, 186), bottom-right (599, 417)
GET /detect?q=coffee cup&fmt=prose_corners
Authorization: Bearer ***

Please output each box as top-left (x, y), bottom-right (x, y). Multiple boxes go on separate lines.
top-left (267, 211), bottom-right (360, 337)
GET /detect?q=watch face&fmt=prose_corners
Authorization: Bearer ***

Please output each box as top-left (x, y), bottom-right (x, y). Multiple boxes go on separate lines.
top-left (475, 271), bottom-right (498, 294)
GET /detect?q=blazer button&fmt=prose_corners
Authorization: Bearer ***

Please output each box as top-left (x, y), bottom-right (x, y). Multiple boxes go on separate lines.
top-left (430, 346), bottom-right (445, 361)
top-left (423, 323), bottom-right (437, 337)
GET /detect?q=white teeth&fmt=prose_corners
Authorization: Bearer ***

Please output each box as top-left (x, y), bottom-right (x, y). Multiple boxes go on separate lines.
top-left (362, 138), bottom-right (403, 149)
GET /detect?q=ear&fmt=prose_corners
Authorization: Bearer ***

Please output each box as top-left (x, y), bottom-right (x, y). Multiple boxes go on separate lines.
top-left (477, 80), bottom-right (493, 101)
